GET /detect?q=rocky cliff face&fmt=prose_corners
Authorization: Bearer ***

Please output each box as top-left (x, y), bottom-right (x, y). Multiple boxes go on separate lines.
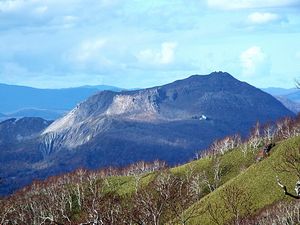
top-left (0, 72), bottom-right (294, 196)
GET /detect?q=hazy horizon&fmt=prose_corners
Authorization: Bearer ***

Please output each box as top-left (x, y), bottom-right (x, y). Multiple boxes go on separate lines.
top-left (0, 72), bottom-right (299, 90)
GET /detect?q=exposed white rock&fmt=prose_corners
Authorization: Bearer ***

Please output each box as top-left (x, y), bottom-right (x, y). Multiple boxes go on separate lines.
top-left (106, 92), bottom-right (159, 120)
top-left (42, 107), bottom-right (78, 134)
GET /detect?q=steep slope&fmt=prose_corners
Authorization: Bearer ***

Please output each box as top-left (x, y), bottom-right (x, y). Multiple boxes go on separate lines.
top-left (0, 117), bottom-right (52, 195)
top-left (183, 136), bottom-right (300, 225)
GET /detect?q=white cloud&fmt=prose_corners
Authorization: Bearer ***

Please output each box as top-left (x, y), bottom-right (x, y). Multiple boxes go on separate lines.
top-left (240, 46), bottom-right (267, 76)
top-left (0, 0), bottom-right (46, 14)
top-left (59, 15), bottom-right (78, 28)
top-left (65, 38), bottom-right (118, 74)
top-left (0, 0), bottom-right (25, 12)
top-left (0, 0), bottom-right (123, 30)
top-left (207, 0), bottom-right (300, 10)
top-left (34, 6), bottom-right (48, 15)
top-left (71, 39), bottom-right (107, 63)
top-left (160, 42), bottom-right (177, 64)
top-left (0, 0), bottom-right (54, 30)
top-left (247, 12), bottom-right (282, 24)
top-left (137, 42), bottom-right (177, 65)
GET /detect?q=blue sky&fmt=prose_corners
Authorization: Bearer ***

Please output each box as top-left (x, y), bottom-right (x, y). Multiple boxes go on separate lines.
top-left (0, 0), bottom-right (299, 89)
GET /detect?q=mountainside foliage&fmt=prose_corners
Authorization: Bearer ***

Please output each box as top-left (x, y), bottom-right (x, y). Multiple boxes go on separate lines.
top-left (1, 115), bottom-right (300, 224)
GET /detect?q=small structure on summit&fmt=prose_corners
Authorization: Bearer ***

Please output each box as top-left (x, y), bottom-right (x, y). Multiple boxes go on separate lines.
top-left (199, 115), bottom-right (207, 120)
top-left (192, 114), bottom-right (208, 120)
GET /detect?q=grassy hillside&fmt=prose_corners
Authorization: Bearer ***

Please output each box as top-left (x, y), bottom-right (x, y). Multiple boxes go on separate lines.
top-left (1, 124), bottom-right (300, 224)
top-left (183, 137), bottom-right (299, 225)
top-left (100, 141), bottom-right (257, 199)
top-left (92, 135), bottom-right (300, 224)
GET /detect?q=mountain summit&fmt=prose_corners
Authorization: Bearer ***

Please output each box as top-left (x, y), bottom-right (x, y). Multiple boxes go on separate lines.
top-left (40, 72), bottom-right (292, 164)
top-left (0, 72), bottom-right (294, 195)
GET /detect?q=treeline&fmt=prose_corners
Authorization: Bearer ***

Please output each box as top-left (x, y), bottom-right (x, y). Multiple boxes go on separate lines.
top-left (197, 115), bottom-right (300, 159)
top-left (1, 115), bottom-right (300, 224)
top-left (241, 199), bottom-right (300, 225)
top-left (0, 167), bottom-right (205, 224)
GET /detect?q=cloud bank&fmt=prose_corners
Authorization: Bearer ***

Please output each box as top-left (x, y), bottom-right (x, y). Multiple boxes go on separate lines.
top-left (207, 0), bottom-right (300, 10)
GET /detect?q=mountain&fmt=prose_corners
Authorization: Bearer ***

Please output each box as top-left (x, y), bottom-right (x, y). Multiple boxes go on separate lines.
top-left (284, 90), bottom-right (300, 103)
top-left (0, 117), bottom-right (52, 144)
top-left (263, 87), bottom-right (300, 113)
top-left (0, 72), bottom-right (294, 196)
top-left (7, 108), bottom-right (66, 120)
top-left (39, 72), bottom-right (293, 169)
top-left (0, 83), bottom-right (122, 119)
top-left (0, 113), bottom-right (7, 121)
top-left (0, 117), bottom-right (52, 195)
top-left (275, 96), bottom-right (300, 114)
top-left (262, 87), bottom-right (298, 96)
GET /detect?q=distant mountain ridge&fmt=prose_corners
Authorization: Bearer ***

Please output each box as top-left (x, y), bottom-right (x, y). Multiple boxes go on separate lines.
top-left (0, 113), bottom-right (8, 122)
top-left (0, 72), bottom-right (294, 195)
top-left (0, 117), bottom-right (52, 144)
top-left (263, 87), bottom-right (300, 113)
top-left (0, 83), bottom-right (122, 119)
top-left (262, 87), bottom-right (298, 96)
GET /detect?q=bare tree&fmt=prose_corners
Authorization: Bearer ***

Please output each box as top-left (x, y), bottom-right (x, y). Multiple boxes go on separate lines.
top-left (0, 198), bottom-right (15, 225)
top-left (296, 78), bottom-right (300, 89)
top-left (277, 177), bottom-right (300, 199)
top-left (80, 173), bottom-right (107, 224)
top-left (241, 199), bottom-right (300, 225)
top-left (262, 123), bottom-right (276, 142)
top-left (132, 171), bottom-right (176, 225)
top-left (248, 122), bottom-right (263, 149)
top-left (278, 146), bottom-right (300, 178)
top-left (209, 135), bottom-right (241, 155)
top-left (206, 185), bottom-right (253, 225)
top-left (221, 185), bottom-right (253, 225)
top-left (202, 156), bottom-right (224, 192)
top-left (206, 201), bottom-right (225, 225)
top-left (276, 146), bottom-right (300, 200)
top-left (168, 166), bottom-right (205, 225)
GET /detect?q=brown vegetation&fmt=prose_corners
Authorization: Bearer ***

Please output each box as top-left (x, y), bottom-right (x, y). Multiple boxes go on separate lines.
top-left (2, 114), bottom-right (300, 224)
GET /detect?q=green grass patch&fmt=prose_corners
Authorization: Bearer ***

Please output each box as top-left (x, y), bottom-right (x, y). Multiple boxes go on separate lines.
top-left (183, 136), bottom-right (300, 225)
